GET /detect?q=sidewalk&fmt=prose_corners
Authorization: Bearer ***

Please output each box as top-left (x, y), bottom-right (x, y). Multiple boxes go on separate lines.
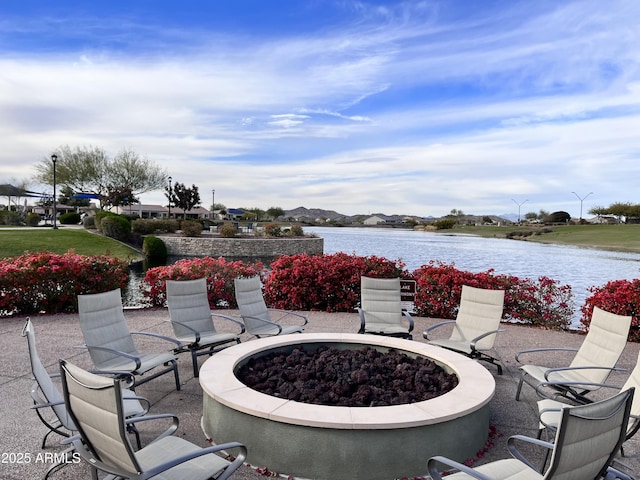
top-left (2, 309), bottom-right (639, 479)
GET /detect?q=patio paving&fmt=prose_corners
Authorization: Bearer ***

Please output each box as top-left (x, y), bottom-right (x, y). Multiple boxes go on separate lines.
top-left (1, 309), bottom-right (638, 479)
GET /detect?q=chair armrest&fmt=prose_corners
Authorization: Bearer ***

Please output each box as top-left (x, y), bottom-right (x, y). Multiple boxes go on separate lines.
top-left (211, 313), bottom-right (246, 334)
top-left (268, 309), bottom-right (308, 326)
top-left (506, 434), bottom-right (553, 469)
top-left (125, 413), bottom-right (180, 442)
top-left (131, 331), bottom-right (182, 347)
top-left (423, 320), bottom-right (456, 340)
top-left (427, 455), bottom-right (493, 480)
top-left (544, 365), bottom-right (625, 382)
top-left (83, 344), bottom-right (143, 371)
top-left (402, 311), bottom-right (415, 333)
top-left (143, 441), bottom-right (248, 480)
top-left (167, 319), bottom-right (201, 344)
top-left (515, 347), bottom-right (579, 364)
top-left (242, 315), bottom-right (283, 334)
top-left (470, 329), bottom-right (504, 352)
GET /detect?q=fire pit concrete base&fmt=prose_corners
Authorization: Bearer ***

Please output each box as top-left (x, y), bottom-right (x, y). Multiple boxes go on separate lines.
top-left (200, 334), bottom-right (495, 480)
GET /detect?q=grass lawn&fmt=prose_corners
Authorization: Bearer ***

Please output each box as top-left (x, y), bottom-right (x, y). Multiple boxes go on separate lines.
top-left (0, 228), bottom-right (144, 261)
top-left (452, 223), bottom-right (640, 253)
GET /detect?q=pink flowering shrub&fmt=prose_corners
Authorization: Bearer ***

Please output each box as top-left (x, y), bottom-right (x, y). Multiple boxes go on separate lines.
top-left (581, 279), bottom-right (640, 342)
top-left (0, 251), bottom-right (128, 316)
top-left (143, 256), bottom-right (264, 308)
top-left (263, 253), bottom-right (408, 312)
top-left (413, 261), bottom-right (575, 330)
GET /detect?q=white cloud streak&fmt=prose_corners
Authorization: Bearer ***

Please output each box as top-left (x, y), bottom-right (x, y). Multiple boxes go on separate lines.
top-left (0, 1), bottom-right (639, 217)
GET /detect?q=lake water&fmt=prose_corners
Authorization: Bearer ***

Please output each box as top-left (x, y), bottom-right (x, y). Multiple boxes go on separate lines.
top-left (127, 226), bottom-right (640, 326)
top-left (307, 226), bottom-right (640, 326)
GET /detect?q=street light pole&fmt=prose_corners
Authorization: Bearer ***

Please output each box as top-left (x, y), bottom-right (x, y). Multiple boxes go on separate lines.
top-left (511, 198), bottom-right (528, 224)
top-left (168, 176), bottom-right (172, 219)
top-left (51, 154), bottom-right (58, 230)
top-left (571, 191), bottom-right (593, 221)
top-left (211, 189), bottom-right (215, 220)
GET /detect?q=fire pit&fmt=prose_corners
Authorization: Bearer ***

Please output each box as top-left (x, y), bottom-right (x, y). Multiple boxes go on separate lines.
top-left (200, 334), bottom-right (495, 480)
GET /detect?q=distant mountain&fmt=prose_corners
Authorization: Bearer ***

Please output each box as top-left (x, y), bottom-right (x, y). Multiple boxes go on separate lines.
top-left (283, 206), bottom-right (515, 224)
top-left (284, 206), bottom-right (351, 221)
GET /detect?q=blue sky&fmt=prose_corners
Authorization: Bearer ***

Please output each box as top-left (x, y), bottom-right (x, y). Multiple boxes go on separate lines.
top-left (1, 0), bottom-right (639, 217)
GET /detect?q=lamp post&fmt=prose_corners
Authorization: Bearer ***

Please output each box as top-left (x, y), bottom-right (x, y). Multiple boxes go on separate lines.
top-left (211, 189), bottom-right (215, 220)
top-left (167, 176), bottom-right (172, 219)
top-left (511, 198), bottom-right (528, 224)
top-left (51, 154), bottom-right (58, 229)
top-left (571, 191), bottom-right (593, 221)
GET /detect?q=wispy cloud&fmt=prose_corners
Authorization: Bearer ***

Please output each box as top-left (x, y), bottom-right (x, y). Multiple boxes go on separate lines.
top-left (1, 1), bottom-right (639, 216)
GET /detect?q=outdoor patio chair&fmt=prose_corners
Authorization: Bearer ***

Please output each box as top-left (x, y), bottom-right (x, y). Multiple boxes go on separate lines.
top-left (357, 276), bottom-right (414, 339)
top-left (538, 350), bottom-right (640, 456)
top-left (515, 307), bottom-right (632, 404)
top-left (233, 276), bottom-right (307, 337)
top-left (423, 285), bottom-right (505, 373)
top-left (22, 318), bottom-right (149, 479)
top-left (166, 278), bottom-right (244, 377)
top-left (59, 359), bottom-right (247, 480)
top-left (427, 388), bottom-right (635, 480)
top-left (77, 288), bottom-right (181, 390)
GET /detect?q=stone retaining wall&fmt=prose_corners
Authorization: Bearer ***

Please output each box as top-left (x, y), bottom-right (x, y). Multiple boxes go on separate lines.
top-left (157, 235), bottom-right (324, 258)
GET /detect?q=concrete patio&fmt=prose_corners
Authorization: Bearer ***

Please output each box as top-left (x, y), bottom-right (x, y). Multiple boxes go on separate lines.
top-left (2, 309), bottom-right (639, 479)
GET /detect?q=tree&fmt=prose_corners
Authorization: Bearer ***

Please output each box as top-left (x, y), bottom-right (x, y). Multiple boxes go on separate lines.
top-left (58, 186), bottom-right (90, 208)
top-left (33, 145), bottom-right (166, 209)
top-left (267, 206), bottom-right (285, 220)
top-left (549, 211), bottom-right (571, 223)
top-left (524, 211), bottom-right (538, 222)
top-left (166, 182), bottom-right (200, 218)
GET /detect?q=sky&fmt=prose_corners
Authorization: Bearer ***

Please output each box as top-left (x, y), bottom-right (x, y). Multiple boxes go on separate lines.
top-left (1, 0), bottom-right (639, 218)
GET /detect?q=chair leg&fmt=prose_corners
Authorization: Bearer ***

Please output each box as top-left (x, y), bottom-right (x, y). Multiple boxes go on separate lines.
top-left (172, 360), bottom-right (181, 390)
top-left (515, 375), bottom-right (525, 401)
top-left (191, 350), bottom-right (199, 378)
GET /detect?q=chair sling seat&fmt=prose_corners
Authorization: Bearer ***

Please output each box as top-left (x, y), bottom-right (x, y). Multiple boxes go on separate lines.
top-left (134, 436), bottom-right (231, 480)
top-left (442, 458), bottom-right (543, 480)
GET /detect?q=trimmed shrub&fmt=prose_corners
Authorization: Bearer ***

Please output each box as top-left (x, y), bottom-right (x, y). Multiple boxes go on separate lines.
top-left (430, 219), bottom-right (456, 230)
top-left (0, 251), bottom-right (128, 316)
top-left (264, 224), bottom-right (283, 237)
top-left (132, 219), bottom-right (158, 235)
top-left (581, 279), bottom-right (640, 342)
top-left (288, 225), bottom-right (304, 237)
top-left (412, 260), bottom-right (574, 330)
top-left (83, 215), bottom-right (96, 229)
top-left (263, 253), bottom-right (407, 312)
top-left (142, 235), bottom-right (167, 261)
top-left (180, 220), bottom-right (203, 237)
top-left (25, 213), bottom-right (41, 226)
top-left (0, 210), bottom-right (21, 225)
top-left (219, 223), bottom-right (237, 238)
top-left (143, 256), bottom-right (264, 307)
top-left (59, 212), bottom-right (81, 225)
top-left (101, 215), bottom-right (131, 241)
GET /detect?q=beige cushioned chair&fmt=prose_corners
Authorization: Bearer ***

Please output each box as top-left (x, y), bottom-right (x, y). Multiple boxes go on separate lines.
top-left (234, 276), bottom-right (307, 338)
top-left (59, 359), bottom-right (247, 480)
top-left (423, 285), bottom-right (505, 374)
top-left (538, 350), bottom-right (640, 457)
top-left (166, 278), bottom-right (244, 377)
top-left (78, 288), bottom-right (181, 390)
top-left (428, 388), bottom-right (634, 480)
top-left (357, 277), bottom-right (414, 339)
top-left (516, 307), bottom-right (632, 403)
